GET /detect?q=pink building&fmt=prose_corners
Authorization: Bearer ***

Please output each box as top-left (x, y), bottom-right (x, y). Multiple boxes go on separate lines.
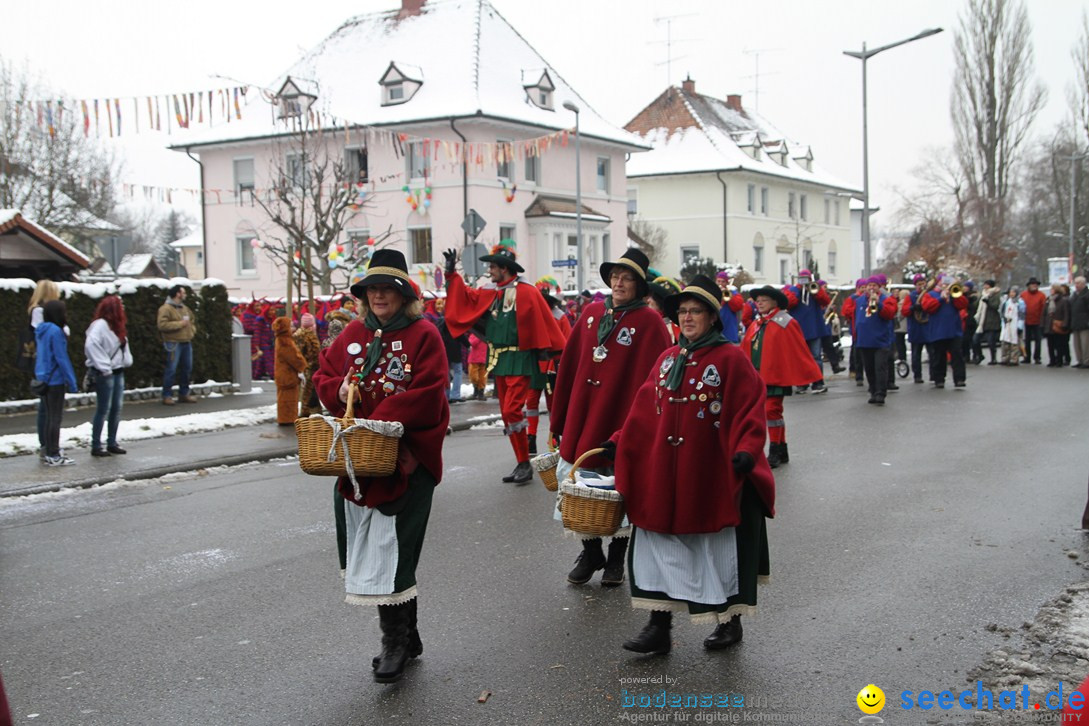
top-left (174, 0), bottom-right (645, 297)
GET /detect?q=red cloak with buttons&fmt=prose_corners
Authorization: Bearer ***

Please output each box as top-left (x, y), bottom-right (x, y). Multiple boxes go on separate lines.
top-left (443, 271), bottom-right (566, 353)
top-left (313, 318), bottom-right (450, 508)
top-left (611, 342), bottom-right (774, 534)
top-left (740, 310), bottom-right (823, 387)
top-left (550, 302), bottom-right (671, 470)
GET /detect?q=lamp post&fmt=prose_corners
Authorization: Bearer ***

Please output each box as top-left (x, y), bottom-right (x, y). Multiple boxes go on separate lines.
top-left (844, 27), bottom-right (943, 277)
top-left (563, 100), bottom-right (583, 292)
top-left (1064, 152), bottom-right (1088, 280)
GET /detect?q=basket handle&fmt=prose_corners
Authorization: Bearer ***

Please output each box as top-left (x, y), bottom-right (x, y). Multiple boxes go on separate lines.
top-left (342, 380), bottom-right (358, 423)
top-left (566, 447), bottom-right (606, 483)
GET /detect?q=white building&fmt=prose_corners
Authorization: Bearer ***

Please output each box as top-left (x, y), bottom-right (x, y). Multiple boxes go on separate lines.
top-left (173, 0), bottom-right (645, 297)
top-left (625, 78), bottom-right (861, 284)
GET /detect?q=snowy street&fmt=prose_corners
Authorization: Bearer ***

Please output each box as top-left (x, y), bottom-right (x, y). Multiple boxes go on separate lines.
top-left (1, 365), bottom-right (1087, 724)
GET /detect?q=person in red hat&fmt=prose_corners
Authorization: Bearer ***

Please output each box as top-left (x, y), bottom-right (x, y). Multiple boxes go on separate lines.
top-left (740, 286), bottom-right (823, 468)
top-left (312, 248), bottom-right (451, 685)
top-left (602, 274), bottom-right (775, 655)
top-left (549, 248), bottom-right (671, 587)
top-left (919, 275), bottom-right (970, 388)
top-left (441, 241), bottom-right (566, 483)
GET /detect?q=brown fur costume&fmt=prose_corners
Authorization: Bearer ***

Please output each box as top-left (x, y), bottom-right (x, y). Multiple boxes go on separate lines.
top-left (294, 326), bottom-right (322, 417)
top-left (273, 317), bottom-right (307, 424)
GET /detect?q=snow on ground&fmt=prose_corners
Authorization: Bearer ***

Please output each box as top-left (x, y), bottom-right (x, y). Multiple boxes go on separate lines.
top-left (0, 405), bottom-right (277, 457)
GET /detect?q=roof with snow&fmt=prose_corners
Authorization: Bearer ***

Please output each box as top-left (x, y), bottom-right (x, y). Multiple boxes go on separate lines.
top-left (115, 253), bottom-right (166, 277)
top-left (169, 230), bottom-right (203, 249)
top-left (0, 210), bottom-right (91, 277)
top-left (174, 0), bottom-right (645, 151)
top-left (624, 83), bottom-right (860, 192)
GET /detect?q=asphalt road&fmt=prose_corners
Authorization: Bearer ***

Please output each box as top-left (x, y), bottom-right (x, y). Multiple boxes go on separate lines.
top-left (1, 364), bottom-right (1088, 725)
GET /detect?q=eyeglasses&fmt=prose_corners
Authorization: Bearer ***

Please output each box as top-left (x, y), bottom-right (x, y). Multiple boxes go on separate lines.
top-left (677, 306), bottom-right (708, 317)
top-left (610, 272), bottom-right (637, 284)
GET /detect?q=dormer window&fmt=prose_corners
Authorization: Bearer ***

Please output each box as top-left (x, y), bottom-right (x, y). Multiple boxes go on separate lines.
top-left (276, 76), bottom-right (317, 121)
top-left (523, 69), bottom-right (555, 111)
top-left (380, 62), bottom-right (423, 106)
top-left (793, 146), bottom-right (814, 172)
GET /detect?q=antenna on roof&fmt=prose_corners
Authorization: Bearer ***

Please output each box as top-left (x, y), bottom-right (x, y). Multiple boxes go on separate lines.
top-left (741, 47), bottom-right (783, 111)
top-left (650, 13), bottom-right (698, 87)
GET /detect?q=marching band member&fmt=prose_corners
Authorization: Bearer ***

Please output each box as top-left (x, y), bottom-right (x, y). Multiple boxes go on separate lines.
top-left (919, 275), bottom-right (969, 388)
top-left (781, 269), bottom-right (832, 394)
top-left (903, 274), bottom-right (934, 384)
top-left (844, 278), bottom-right (868, 386)
top-left (604, 275), bottom-right (775, 655)
top-left (845, 277), bottom-right (898, 405)
top-left (550, 249), bottom-right (671, 587)
top-left (872, 274), bottom-right (899, 393)
top-left (741, 286), bottom-right (823, 469)
top-left (817, 280), bottom-right (845, 376)
top-left (716, 270), bottom-right (746, 343)
top-left (442, 241), bottom-right (566, 484)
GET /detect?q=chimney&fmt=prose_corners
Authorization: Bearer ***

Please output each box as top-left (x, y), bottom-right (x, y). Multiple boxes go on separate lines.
top-left (726, 94), bottom-right (743, 112)
top-left (398, 0), bottom-right (426, 18)
top-left (681, 75), bottom-right (695, 94)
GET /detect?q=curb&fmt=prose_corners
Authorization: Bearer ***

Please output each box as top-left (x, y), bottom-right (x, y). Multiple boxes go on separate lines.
top-left (0, 413), bottom-right (503, 499)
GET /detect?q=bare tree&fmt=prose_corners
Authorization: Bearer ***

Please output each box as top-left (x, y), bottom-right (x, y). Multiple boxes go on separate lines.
top-left (1071, 11), bottom-right (1089, 147)
top-left (951, 0), bottom-right (1046, 272)
top-left (0, 58), bottom-right (118, 248)
top-left (627, 217), bottom-right (668, 267)
top-left (249, 112), bottom-right (367, 311)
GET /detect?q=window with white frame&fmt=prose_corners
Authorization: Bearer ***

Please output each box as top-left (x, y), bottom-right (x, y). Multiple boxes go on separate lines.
top-left (386, 82), bottom-right (404, 104)
top-left (779, 257), bottom-right (789, 284)
top-left (835, 200), bottom-right (842, 226)
top-left (800, 194), bottom-right (807, 221)
top-left (753, 233), bottom-right (765, 273)
top-left (345, 147), bottom-right (369, 184)
top-left (760, 187), bottom-right (769, 215)
top-left (196, 251), bottom-right (204, 265)
top-left (496, 139), bottom-right (513, 180)
top-left (553, 233), bottom-right (564, 260)
top-left (747, 184), bottom-right (755, 214)
top-left (237, 236), bottom-right (256, 274)
top-left (627, 187), bottom-right (638, 216)
top-left (234, 158), bottom-right (255, 203)
top-left (499, 224), bottom-right (516, 242)
top-left (788, 192), bottom-right (796, 220)
top-left (285, 153), bottom-right (309, 188)
top-left (346, 229), bottom-right (371, 260)
top-left (409, 227), bottom-right (432, 265)
top-left (596, 157), bottom-right (610, 193)
top-left (406, 142), bottom-right (430, 180)
top-left (824, 198), bottom-right (830, 224)
top-left (828, 250), bottom-right (837, 276)
top-left (680, 245), bottom-right (700, 267)
top-left (525, 153), bottom-right (539, 183)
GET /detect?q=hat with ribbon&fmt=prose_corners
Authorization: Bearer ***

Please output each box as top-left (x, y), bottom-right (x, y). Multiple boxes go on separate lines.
top-left (479, 239), bottom-right (524, 274)
top-left (749, 285), bottom-right (789, 311)
top-left (600, 247), bottom-right (651, 298)
top-left (663, 274), bottom-right (724, 328)
top-left (349, 249), bottom-right (418, 300)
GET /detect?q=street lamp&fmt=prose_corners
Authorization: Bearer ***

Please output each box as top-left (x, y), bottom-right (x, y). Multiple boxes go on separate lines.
top-left (844, 27), bottom-right (943, 277)
top-left (563, 100), bottom-right (583, 292)
top-left (1063, 152), bottom-right (1088, 280)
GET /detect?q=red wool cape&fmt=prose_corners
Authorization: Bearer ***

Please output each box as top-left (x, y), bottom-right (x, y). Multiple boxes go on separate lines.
top-left (312, 319), bottom-right (450, 509)
top-left (443, 271), bottom-right (566, 353)
top-left (611, 343), bottom-right (775, 534)
top-left (740, 312), bottom-right (823, 387)
top-left (549, 302), bottom-right (671, 470)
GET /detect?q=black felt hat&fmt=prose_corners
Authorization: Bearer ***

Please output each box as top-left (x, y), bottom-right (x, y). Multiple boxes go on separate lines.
top-left (600, 248), bottom-right (651, 298)
top-left (663, 275), bottom-right (723, 328)
top-left (349, 249), bottom-right (418, 300)
top-left (749, 285), bottom-right (788, 310)
top-left (479, 239), bottom-right (524, 274)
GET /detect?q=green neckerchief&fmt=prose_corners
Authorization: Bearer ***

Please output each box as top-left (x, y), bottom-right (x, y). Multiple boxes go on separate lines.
top-left (597, 297), bottom-right (648, 345)
top-left (663, 328), bottom-right (728, 390)
top-left (354, 310), bottom-right (413, 381)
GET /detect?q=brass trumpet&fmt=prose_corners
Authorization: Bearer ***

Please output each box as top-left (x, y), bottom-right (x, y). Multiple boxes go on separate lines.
top-left (808, 282), bottom-right (821, 294)
top-left (949, 282), bottom-right (964, 298)
top-left (865, 293), bottom-right (878, 317)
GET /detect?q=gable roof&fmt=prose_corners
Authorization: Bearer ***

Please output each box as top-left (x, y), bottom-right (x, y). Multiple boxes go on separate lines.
top-left (175, 0), bottom-right (645, 151)
top-left (115, 253), bottom-right (165, 277)
top-left (624, 84), bottom-right (859, 192)
top-left (524, 195), bottom-right (610, 222)
top-left (0, 210), bottom-right (91, 269)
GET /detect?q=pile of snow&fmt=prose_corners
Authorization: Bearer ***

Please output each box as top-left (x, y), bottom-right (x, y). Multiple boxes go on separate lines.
top-left (0, 405), bottom-right (277, 457)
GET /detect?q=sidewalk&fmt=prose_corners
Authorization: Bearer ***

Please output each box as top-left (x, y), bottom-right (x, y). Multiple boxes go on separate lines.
top-left (0, 398), bottom-right (504, 498)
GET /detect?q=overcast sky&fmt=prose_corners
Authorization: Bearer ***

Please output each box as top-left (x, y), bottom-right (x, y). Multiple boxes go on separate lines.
top-left (5, 0), bottom-right (1085, 227)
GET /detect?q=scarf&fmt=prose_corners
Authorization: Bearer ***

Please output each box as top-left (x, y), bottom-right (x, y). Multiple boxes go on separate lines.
top-left (663, 328), bottom-right (728, 391)
top-left (354, 311), bottom-right (413, 381)
top-left (597, 298), bottom-right (647, 345)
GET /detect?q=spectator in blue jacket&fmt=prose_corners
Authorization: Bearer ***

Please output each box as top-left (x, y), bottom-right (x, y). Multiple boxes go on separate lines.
top-left (34, 300), bottom-right (78, 466)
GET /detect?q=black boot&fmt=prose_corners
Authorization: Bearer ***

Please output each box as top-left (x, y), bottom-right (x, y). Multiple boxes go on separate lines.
top-left (766, 443), bottom-right (783, 469)
top-left (778, 442), bottom-right (789, 464)
top-left (567, 538), bottom-right (605, 584)
top-left (374, 603), bottom-right (411, 683)
top-left (502, 460), bottom-right (532, 484)
top-left (622, 611), bottom-right (672, 655)
top-left (601, 537), bottom-right (629, 587)
top-left (373, 598), bottom-right (422, 669)
top-left (528, 434), bottom-right (538, 456)
top-left (703, 614), bottom-right (743, 650)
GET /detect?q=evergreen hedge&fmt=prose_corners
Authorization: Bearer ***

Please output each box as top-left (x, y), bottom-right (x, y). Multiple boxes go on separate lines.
top-left (0, 278), bottom-right (232, 401)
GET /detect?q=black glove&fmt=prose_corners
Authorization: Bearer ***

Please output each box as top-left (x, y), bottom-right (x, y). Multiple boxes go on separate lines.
top-left (598, 440), bottom-right (617, 461)
top-left (442, 248), bottom-right (458, 276)
top-left (731, 452), bottom-right (755, 476)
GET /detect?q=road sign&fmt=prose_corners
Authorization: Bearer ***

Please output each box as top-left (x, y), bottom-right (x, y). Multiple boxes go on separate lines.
top-left (552, 259), bottom-right (578, 268)
top-left (461, 209), bottom-right (486, 240)
top-left (463, 242), bottom-right (487, 278)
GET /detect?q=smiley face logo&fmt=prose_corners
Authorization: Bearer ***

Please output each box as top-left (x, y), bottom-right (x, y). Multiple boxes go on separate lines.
top-left (856, 684), bottom-right (885, 715)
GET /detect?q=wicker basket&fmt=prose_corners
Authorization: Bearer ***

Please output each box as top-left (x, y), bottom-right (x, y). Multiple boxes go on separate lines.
top-left (531, 451), bottom-right (560, 492)
top-left (559, 448), bottom-right (625, 536)
top-left (296, 382), bottom-right (402, 478)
